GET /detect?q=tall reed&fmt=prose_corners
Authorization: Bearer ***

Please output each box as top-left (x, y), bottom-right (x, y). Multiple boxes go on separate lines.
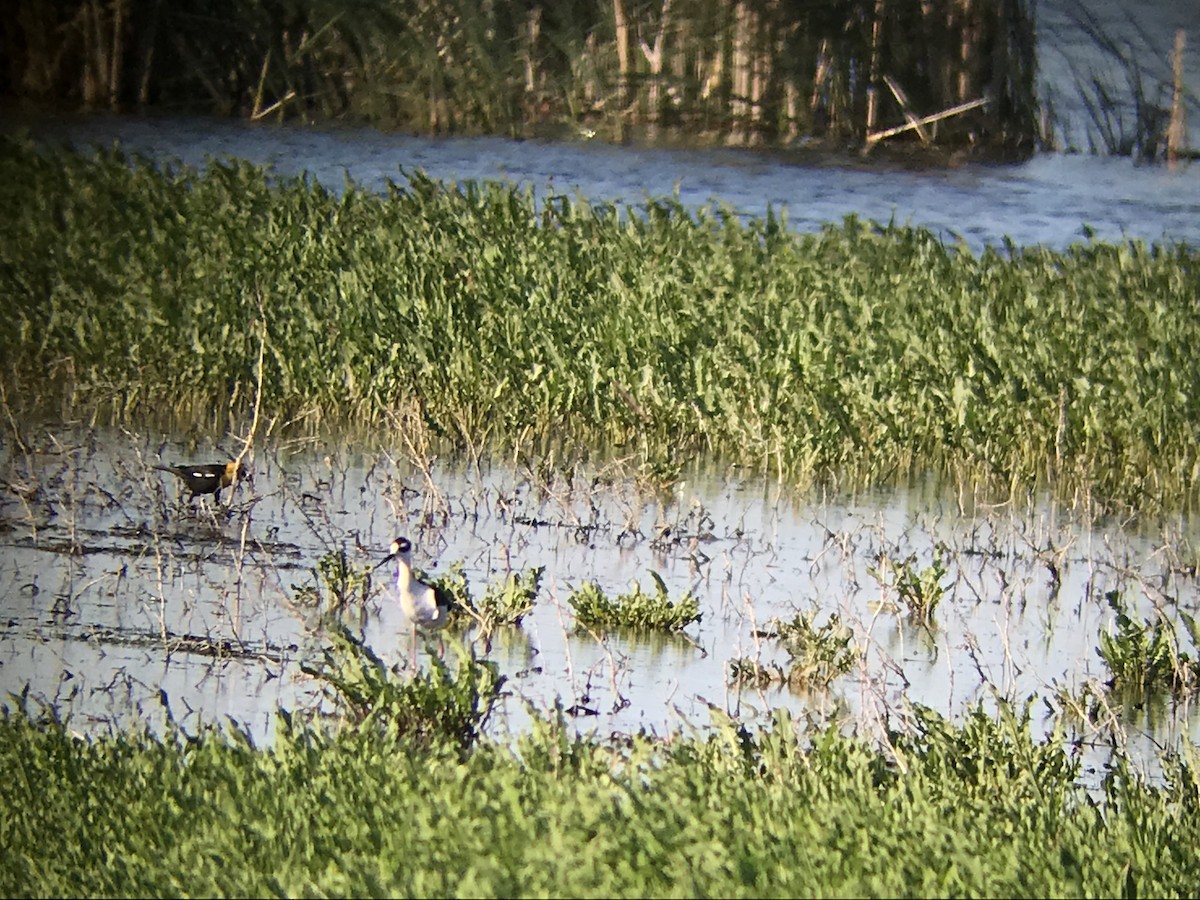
top-left (2, 0), bottom-right (1038, 154)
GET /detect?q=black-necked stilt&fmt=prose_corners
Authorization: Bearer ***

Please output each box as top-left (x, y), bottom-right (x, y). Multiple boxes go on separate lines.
top-left (153, 461), bottom-right (248, 503)
top-left (377, 536), bottom-right (452, 659)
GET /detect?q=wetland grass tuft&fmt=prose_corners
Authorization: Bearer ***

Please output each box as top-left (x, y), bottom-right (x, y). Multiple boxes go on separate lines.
top-left (473, 565), bottom-right (544, 628)
top-left (568, 571), bottom-right (701, 632)
top-left (300, 625), bottom-right (504, 749)
top-left (293, 548), bottom-right (375, 611)
top-left (1099, 592), bottom-right (1200, 696)
top-left (731, 611), bottom-right (859, 690)
top-left (871, 551), bottom-right (950, 624)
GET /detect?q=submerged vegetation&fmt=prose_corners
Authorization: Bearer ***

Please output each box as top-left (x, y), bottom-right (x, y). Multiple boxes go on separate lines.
top-left (2, 139), bottom-right (1197, 512)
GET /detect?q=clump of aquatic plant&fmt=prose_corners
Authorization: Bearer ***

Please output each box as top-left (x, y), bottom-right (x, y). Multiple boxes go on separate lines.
top-left (300, 624), bottom-right (503, 749)
top-left (472, 565), bottom-right (544, 628)
top-left (730, 611), bottom-right (859, 690)
top-left (1098, 591), bottom-right (1199, 695)
top-left (726, 657), bottom-right (785, 688)
top-left (871, 551), bottom-right (949, 623)
top-left (293, 548), bottom-right (374, 611)
top-left (569, 571), bottom-right (700, 632)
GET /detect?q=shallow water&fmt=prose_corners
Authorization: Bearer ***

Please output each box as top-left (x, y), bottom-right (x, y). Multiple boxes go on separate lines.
top-left (5, 105), bottom-right (1199, 257)
top-left (2, 425), bottom-right (1197, 783)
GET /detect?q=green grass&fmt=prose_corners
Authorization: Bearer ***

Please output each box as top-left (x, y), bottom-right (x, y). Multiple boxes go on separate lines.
top-left (569, 571), bottom-right (701, 632)
top-left (1099, 592), bottom-right (1200, 696)
top-left (293, 548), bottom-right (375, 612)
top-left (871, 551), bottom-right (950, 624)
top-left (2, 694), bottom-right (1199, 897)
top-left (2, 138), bottom-right (1200, 512)
top-left (300, 625), bottom-right (505, 750)
top-left (402, 562), bottom-right (544, 631)
top-left (473, 565), bottom-right (544, 628)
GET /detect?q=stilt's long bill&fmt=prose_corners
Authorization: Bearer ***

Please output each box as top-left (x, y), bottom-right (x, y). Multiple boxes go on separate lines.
top-left (377, 536), bottom-right (453, 657)
top-left (153, 461), bottom-right (248, 503)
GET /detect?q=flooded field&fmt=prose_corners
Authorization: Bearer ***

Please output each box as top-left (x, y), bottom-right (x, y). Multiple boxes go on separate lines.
top-left (2, 423), bottom-right (1198, 779)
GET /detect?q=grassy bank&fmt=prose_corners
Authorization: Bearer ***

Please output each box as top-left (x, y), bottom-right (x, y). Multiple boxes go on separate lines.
top-left (2, 137), bottom-right (1198, 512)
top-left (3, 675), bottom-right (1199, 897)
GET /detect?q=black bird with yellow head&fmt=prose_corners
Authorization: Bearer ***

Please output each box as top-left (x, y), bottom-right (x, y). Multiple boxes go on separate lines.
top-left (153, 461), bottom-right (248, 503)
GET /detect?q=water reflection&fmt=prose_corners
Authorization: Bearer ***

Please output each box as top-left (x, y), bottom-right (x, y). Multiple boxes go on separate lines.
top-left (1, 423), bottom-right (1197, 781)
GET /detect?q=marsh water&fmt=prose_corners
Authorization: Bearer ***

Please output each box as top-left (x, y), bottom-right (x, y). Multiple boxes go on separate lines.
top-left (2, 424), bottom-right (1198, 784)
top-left (7, 109), bottom-right (1200, 254)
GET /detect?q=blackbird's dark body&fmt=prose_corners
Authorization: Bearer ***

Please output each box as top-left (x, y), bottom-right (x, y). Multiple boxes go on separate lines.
top-left (153, 462), bottom-right (246, 502)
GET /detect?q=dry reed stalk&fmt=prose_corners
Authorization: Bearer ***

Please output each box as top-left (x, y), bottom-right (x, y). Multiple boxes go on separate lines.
top-left (1168, 29), bottom-right (1187, 168)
